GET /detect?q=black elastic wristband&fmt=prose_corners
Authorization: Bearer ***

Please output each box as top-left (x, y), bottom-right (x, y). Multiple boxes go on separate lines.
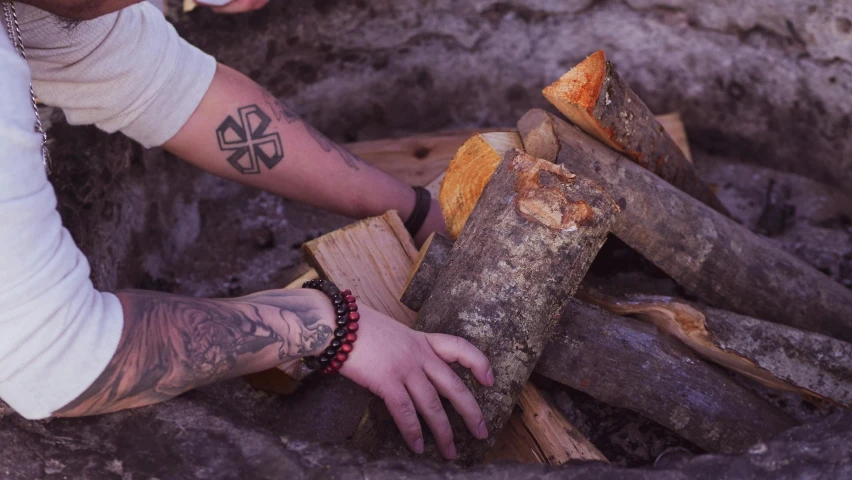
top-left (404, 186), bottom-right (431, 237)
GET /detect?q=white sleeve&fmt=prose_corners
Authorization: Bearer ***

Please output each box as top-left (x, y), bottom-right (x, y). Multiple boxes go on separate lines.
top-left (19, 2), bottom-right (217, 148)
top-left (0, 34), bottom-right (123, 419)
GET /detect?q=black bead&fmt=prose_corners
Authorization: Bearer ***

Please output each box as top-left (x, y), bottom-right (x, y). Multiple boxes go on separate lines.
top-left (336, 305), bottom-right (348, 315)
top-left (331, 339), bottom-right (342, 349)
top-left (334, 327), bottom-right (347, 338)
top-left (336, 316), bottom-right (348, 326)
top-left (318, 356), bottom-right (330, 365)
top-left (328, 286), bottom-right (340, 296)
top-left (325, 347), bottom-right (338, 357)
top-left (305, 356), bottom-right (321, 370)
top-left (332, 295), bottom-right (343, 305)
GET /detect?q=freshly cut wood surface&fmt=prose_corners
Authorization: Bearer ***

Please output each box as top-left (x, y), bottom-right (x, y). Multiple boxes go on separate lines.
top-left (401, 233), bottom-right (795, 453)
top-left (656, 112), bottom-right (692, 162)
top-left (537, 301), bottom-right (797, 453)
top-left (518, 108), bottom-right (852, 342)
top-left (302, 211), bottom-right (418, 327)
top-left (543, 51), bottom-right (726, 214)
top-left (582, 290), bottom-right (852, 409)
top-left (485, 409), bottom-right (548, 464)
top-left (346, 129), bottom-right (511, 188)
top-left (514, 383), bottom-right (607, 464)
top-left (354, 149), bottom-right (620, 465)
top-left (438, 132), bottom-right (523, 239)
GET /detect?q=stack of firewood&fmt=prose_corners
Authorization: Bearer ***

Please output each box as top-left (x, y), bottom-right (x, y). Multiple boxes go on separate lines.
top-left (251, 50), bottom-right (852, 466)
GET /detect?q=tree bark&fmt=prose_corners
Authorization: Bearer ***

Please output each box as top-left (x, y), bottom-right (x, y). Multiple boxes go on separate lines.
top-left (400, 232), bottom-right (453, 312)
top-left (581, 290), bottom-right (852, 409)
top-left (538, 301), bottom-right (798, 453)
top-left (542, 50), bottom-right (727, 215)
top-left (353, 149), bottom-right (620, 465)
top-left (518, 108), bottom-right (852, 342)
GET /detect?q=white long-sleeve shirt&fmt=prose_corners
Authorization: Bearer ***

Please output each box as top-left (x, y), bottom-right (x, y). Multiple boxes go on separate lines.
top-left (0, 3), bottom-right (216, 419)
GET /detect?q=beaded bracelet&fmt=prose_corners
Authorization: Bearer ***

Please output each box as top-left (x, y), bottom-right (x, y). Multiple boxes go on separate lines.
top-left (302, 278), bottom-right (359, 376)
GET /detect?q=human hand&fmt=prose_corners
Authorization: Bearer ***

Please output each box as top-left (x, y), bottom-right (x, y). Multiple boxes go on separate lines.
top-left (340, 304), bottom-right (494, 459)
top-left (197, 0), bottom-right (270, 14)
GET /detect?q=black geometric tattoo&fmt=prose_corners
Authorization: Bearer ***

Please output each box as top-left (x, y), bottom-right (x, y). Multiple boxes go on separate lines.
top-left (262, 92), bottom-right (361, 171)
top-left (216, 104), bottom-right (284, 174)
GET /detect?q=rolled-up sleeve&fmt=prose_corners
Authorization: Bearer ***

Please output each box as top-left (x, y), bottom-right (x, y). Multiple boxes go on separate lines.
top-left (21, 2), bottom-right (217, 148)
top-left (0, 33), bottom-right (124, 420)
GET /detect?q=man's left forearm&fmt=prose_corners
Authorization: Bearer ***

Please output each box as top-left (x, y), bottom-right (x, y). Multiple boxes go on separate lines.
top-left (163, 64), bottom-right (443, 240)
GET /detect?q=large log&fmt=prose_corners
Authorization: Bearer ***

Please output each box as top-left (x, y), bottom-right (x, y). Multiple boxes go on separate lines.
top-left (581, 290), bottom-right (852, 409)
top-left (542, 50), bottom-right (727, 215)
top-left (538, 301), bottom-right (798, 453)
top-left (518, 108), bottom-right (852, 342)
top-left (353, 149), bottom-right (619, 465)
top-left (400, 235), bottom-right (798, 453)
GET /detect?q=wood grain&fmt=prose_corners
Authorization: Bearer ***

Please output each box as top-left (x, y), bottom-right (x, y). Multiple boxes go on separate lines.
top-left (302, 211), bottom-right (419, 327)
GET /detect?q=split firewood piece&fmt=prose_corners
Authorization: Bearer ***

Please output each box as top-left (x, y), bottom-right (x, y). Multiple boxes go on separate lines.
top-left (543, 51), bottom-right (727, 215)
top-left (346, 128), bottom-right (511, 188)
top-left (400, 234), bottom-right (796, 453)
top-left (537, 301), bottom-right (798, 453)
top-left (485, 408), bottom-right (548, 464)
top-left (354, 149), bottom-right (620, 465)
top-left (656, 112), bottom-right (692, 163)
top-left (302, 211), bottom-right (418, 327)
top-left (438, 132), bottom-right (523, 239)
top-left (518, 108), bottom-right (852, 342)
top-left (581, 291), bottom-right (852, 409)
top-left (400, 232), bottom-right (453, 312)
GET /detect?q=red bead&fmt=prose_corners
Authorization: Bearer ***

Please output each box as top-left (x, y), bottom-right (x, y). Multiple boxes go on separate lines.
top-left (344, 295), bottom-right (356, 303)
top-left (340, 342), bottom-right (353, 353)
top-left (320, 366), bottom-right (334, 376)
top-left (336, 352), bottom-right (348, 362)
top-left (340, 289), bottom-right (351, 297)
top-left (348, 311), bottom-right (360, 322)
top-left (345, 332), bottom-right (357, 343)
top-left (347, 303), bottom-right (358, 312)
top-left (347, 321), bottom-right (360, 332)
top-left (330, 359), bottom-right (342, 370)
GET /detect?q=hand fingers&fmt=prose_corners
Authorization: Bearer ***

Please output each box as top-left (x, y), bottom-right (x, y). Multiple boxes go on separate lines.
top-left (426, 333), bottom-right (494, 386)
top-left (381, 388), bottom-right (424, 454)
top-left (425, 360), bottom-right (488, 440)
top-left (405, 373), bottom-right (456, 459)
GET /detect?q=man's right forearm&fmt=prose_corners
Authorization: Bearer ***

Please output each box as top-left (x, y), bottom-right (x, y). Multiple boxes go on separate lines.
top-left (55, 288), bottom-right (335, 417)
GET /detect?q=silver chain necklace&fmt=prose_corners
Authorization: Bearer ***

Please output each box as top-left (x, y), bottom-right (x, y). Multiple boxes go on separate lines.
top-left (3, 1), bottom-right (50, 172)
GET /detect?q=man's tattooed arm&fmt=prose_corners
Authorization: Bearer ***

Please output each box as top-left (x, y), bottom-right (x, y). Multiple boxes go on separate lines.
top-left (262, 91), bottom-right (362, 171)
top-left (55, 289), bottom-right (334, 417)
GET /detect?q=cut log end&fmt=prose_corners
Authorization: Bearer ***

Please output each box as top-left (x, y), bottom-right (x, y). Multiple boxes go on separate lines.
top-left (438, 132), bottom-right (523, 239)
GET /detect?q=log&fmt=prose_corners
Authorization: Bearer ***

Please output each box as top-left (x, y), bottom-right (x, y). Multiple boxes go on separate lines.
top-left (580, 290), bottom-right (852, 409)
top-left (400, 234), bottom-right (798, 453)
top-left (400, 233), bottom-right (453, 312)
top-left (538, 301), bottom-right (798, 453)
top-left (302, 211), bottom-right (419, 327)
top-left (354, 149), bottom-right (620, 465)
top-left (542, 50), bottom-right (728, 215)
top-left (656, 112), bottom-right (692, 163)
top-left (346, 128), bottom-right (512, 188)
top-left (438, 132), bottom-right (524, 239)
top-left (518, 108), bottom-right (852, 342)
